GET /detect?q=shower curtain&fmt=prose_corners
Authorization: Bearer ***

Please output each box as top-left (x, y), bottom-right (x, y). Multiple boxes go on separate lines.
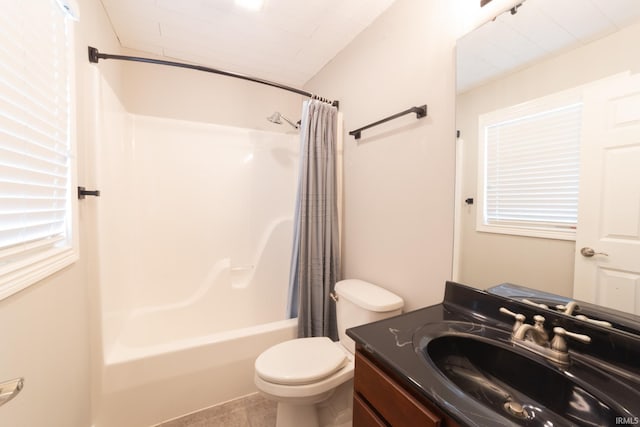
top-left (287, 99), bottom-right (340, 340)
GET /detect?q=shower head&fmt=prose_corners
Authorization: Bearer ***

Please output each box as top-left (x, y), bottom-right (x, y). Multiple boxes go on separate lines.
top-left (267, 112), bottom-right (299, 130)
top-left (267, 112), bottom-right (282, 124)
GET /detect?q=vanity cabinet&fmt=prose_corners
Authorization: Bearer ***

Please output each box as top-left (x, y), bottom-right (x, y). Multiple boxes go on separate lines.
top-left (353, 348), bottom-right (459, 427)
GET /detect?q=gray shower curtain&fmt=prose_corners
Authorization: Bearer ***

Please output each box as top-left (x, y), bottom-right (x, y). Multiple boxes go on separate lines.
top-left (286, 99), bottom-right (340, 340)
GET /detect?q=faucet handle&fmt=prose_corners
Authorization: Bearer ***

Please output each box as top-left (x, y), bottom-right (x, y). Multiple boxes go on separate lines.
top-left (553, 327), bottom-right (591, 343)
top-left (500, 307), bottom-right (525, 334)
top-left (522, 298), bottom-right (549, 309)
top-left (500, 307), bottom-right (524, 320)
top-left (551, 327), bottom-right (591, 352)
top-left (574, 314), bottom-right (612, 328)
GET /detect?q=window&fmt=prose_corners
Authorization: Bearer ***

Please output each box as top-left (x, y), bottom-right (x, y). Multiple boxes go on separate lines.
top-left (477, 91), bottom-right (582, 240)
top-left (0, 0), bottom-right (78, 300)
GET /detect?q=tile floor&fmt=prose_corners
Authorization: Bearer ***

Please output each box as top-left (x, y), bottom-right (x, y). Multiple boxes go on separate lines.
top-left (157, 393), bottom-right (276, 427)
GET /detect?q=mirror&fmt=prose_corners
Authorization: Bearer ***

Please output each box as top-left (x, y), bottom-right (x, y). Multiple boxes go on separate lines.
top-left (454, 0), bottom-right (640, 321)
top-left (487, 282), bottom-right (640, 337)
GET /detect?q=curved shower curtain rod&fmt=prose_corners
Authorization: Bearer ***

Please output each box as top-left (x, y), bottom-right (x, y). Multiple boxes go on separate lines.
top-left (88, 47), bottom-right (339, 108)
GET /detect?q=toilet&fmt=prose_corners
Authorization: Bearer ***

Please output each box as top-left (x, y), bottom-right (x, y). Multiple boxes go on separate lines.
top-left (254, 279), bottom-right (404, 427)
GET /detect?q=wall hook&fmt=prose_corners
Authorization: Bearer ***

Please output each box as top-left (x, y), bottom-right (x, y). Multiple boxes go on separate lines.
top-left (78, 186), bottom-right (101, 199)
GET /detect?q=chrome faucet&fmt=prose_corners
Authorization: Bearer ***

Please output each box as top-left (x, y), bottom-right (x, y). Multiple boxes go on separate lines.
top-left (500, 307), bottom-right (591, 367)
top-left (555, 301), bottom-right (613, 327)
top-left (512, 315), bottom-right (549, 346)
top-left (555, 301), bottom-right (579, 315)
top-left (499, 307), bottom-right (525, 335)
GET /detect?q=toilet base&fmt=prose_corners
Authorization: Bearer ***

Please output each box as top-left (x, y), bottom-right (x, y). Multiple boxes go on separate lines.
top-left (276, 402), bottom-right (320, 427)
top-left (270, 380), bottom-right (354, 427)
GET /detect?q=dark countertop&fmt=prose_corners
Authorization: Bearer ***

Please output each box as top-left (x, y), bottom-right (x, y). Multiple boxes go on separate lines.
top-left (346, 281), bottom-right (640, 427)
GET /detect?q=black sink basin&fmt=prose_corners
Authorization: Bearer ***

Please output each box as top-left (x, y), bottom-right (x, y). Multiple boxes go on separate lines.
top-left (413, 322), bottom-right (639, 426)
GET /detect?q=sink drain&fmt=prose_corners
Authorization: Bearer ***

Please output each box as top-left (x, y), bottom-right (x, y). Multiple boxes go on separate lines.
top-left (504, 400), bottom-right (530, 419)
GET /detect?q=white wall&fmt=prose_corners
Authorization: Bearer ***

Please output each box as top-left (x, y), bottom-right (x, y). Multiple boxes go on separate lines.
top-left (117, 47), bottom-right (304, 131)
top-left (0, 1), bottom-right (122, 426)
top-left (456, 20), bottom-right (640, 296)
top-left (302, 0), bottom-right (476, 311)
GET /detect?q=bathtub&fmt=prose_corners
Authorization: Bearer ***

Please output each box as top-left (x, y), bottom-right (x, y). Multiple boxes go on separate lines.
top-left (96, 315), bottom-right (296, 427)
top-left (95, 216), bottom-right (298, 427)
top-left (92, 88), bottom-right (300, 426)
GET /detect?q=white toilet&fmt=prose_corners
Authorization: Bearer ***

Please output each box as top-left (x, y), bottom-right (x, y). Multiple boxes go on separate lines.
top-left (254, 279), bottom-right (404, 427)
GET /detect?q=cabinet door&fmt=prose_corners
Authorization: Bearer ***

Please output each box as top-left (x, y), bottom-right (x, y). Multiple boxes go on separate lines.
top-left (354, 351), bottom-right (441, 427)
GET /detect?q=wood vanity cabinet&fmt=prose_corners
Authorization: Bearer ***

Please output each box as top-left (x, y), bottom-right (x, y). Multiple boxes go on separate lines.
top-left (353, 348), bottom-right (460, 427)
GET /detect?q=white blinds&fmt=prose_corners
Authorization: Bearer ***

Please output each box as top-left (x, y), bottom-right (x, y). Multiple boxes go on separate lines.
top-left (479, 95), bottom-right (582, 238)
top-left (0, 0), bottom-right (77, 298)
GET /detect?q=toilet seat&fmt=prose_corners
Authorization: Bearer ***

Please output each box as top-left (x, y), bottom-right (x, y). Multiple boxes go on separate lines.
top-left (255, 337), bottom-right (347, 385)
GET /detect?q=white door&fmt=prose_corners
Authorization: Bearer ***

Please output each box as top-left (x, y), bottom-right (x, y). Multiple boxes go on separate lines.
top-left (573, 72), bottom-right (640, 314)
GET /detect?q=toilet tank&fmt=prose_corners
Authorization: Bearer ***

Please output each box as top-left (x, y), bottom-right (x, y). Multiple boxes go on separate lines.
top-left (335, 279), bottom-right (404, 354)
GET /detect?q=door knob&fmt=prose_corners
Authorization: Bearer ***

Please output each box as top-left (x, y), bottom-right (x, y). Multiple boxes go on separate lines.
top-left (580, 247), bottom-right (609, 258)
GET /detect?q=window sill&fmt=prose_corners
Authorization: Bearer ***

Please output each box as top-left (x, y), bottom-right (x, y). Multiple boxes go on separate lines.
top-left (476, 224), bottom-right (576, 241)
top-left (0, 248), bottom-right (78, 301)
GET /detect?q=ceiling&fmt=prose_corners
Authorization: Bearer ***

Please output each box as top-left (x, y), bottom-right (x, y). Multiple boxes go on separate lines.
top-left (100, 0), bottom-right (396, 88)
top-left (457, 0), bottom-right (640, 93)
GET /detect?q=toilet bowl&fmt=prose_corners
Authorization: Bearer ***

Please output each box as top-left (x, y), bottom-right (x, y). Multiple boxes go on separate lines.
top-left (255, 337), bottom-right (354, 427)
top-left (254, 279), bottom-right (404, 427)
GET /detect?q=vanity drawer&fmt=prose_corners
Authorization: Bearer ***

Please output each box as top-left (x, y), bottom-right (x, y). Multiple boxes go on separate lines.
top-left (354, 351), bottom-right (441, 427)
top-left (353, 393), bottom-right (387, 427)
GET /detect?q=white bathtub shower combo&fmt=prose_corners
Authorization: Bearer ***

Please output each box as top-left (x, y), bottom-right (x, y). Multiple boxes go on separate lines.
top-left (93, 77), bottom-right (300, 426)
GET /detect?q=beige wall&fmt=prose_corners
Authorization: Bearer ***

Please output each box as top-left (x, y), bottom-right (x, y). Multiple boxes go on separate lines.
top-left (112, 0), bottom-right (524, 312)
top-left (117, 48), bottom-right (304, 131)
top-left (456, 20), bottom-right (640, 296)
top-left (303, 0), bottom-right (477, 311)
top-left (0, 1), bottom-right (122, 427)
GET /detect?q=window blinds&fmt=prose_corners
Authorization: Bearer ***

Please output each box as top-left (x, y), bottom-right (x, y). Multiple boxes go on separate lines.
top-left (0, 0), bottom-right (76, 298)
top-left (479, 97), bottom-right (582, 238)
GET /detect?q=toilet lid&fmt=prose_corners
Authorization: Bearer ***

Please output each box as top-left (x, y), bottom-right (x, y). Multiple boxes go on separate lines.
top-left (255, 337), bottom-right (347, 385)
